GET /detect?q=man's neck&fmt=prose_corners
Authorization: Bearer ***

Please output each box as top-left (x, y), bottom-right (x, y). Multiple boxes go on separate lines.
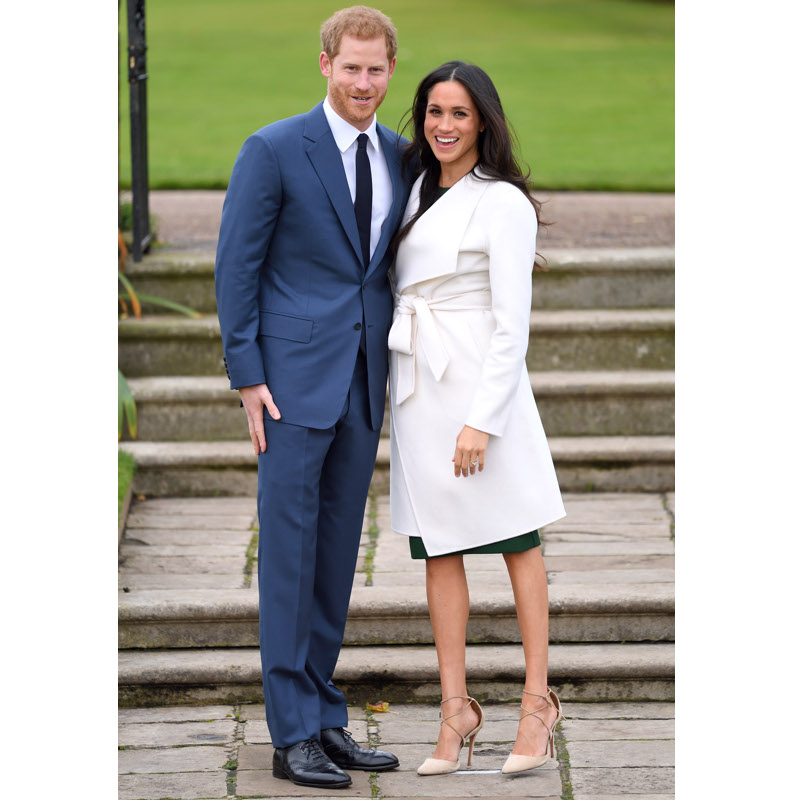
top-left (324, 95), bottom-right (375, 133)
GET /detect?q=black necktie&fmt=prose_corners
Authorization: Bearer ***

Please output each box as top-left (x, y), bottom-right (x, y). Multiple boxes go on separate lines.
top-left (354, 133), bottom-right (372, 268)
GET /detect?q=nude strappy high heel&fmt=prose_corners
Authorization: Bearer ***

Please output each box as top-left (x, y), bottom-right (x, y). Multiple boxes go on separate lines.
top-left (501, 687), bottom-right (564, 774)
top-left (417, 695), bottom-right (485, 775)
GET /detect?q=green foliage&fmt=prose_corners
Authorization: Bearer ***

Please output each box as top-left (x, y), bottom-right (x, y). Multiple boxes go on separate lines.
top-left (118, 450), bottom-right (136, 524)
top-left (119, 370), bottom-right (137, 441)
top-left (118, 0), bottom-right (674, 191)
top-left (119, 201), bottom-right (132, 231)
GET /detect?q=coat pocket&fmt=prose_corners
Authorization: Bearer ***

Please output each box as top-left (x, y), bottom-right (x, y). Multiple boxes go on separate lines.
top-left (258, 310), bottom-right (314, 343)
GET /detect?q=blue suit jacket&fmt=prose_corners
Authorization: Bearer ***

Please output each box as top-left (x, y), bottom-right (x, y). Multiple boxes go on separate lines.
top-left (215, 102), bottom-right (412, 431)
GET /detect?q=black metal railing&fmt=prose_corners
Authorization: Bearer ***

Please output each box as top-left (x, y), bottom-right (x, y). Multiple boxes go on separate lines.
top-left (126, 0), bottom-right (151, 261)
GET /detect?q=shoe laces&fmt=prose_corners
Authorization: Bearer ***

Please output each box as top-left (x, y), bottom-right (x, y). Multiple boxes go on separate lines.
top-left (299, 738), bottom-right (328, 763)
top-left (336, 727), bottom-right (358, 751)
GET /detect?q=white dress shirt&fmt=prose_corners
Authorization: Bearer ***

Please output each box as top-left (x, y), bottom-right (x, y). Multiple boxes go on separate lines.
top-left (323, 97), bottom-right (393, 261)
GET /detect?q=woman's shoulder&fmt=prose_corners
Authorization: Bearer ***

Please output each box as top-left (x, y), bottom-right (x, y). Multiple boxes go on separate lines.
top-left (475, 175), bottom-right (537, 220)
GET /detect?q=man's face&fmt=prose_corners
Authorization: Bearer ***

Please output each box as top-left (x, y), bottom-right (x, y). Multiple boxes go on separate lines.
top-left (320, 34), bottom-right (396, 131)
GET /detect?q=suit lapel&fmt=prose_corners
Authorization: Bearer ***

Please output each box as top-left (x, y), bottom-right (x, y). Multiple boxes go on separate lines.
top-left (365, 125), bottom-right (405, 279)
top-left (304, 103), bottom-right (363, 265)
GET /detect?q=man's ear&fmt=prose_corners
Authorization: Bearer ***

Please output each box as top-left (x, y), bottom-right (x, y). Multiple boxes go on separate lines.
top-left (388, 56), bottom-right (397, 80)
top-left (320, 51), bottom-right (332, 78)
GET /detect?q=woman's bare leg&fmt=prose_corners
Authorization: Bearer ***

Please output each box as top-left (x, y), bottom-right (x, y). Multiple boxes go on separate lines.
top-left (425, 554), bottom-right (480, 761)
top-left (504, 547), bottom-right (558, 756)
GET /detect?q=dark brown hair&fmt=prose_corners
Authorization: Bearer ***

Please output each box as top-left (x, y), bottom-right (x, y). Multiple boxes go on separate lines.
top-left (394, 60), bottom-right (547, 263)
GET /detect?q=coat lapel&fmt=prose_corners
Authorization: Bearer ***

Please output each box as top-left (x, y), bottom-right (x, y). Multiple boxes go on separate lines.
top-left (303, 103), bottom-right (363, 265)
top-left (394, 169), bottom-right (492, 293)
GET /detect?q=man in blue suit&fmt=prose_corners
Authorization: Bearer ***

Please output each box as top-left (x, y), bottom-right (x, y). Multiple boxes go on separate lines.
top-left (215, 6), bottom-right (410, 790)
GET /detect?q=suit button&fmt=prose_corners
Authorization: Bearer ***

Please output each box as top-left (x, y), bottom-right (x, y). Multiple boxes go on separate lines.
top-left (354, 323), bottom-right (362, 330)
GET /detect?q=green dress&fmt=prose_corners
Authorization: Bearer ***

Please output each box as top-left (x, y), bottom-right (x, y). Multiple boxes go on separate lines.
top-left (409, 529), bottom-right (541, 559)
top-left (406, 184), bottom-right (542, 560)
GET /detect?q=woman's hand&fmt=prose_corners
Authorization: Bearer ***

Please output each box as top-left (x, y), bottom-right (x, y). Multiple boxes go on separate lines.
top-left (452, 425), bottom-right (489, 478)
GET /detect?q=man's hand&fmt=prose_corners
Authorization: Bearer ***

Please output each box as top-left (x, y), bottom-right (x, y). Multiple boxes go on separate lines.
top-left (239, 384), bottom-right (281, 455)
top-left (452, 425), bottom-right (489, 478)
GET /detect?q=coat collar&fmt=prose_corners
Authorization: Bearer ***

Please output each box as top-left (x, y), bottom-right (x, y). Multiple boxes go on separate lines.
top-left (304, 101), bottom-right (406, 274)
top-left (393, 168), bottom-right (492, 293)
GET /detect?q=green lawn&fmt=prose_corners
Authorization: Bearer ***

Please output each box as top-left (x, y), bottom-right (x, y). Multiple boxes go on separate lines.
top-left (119, 0), bottom-right (673, 191)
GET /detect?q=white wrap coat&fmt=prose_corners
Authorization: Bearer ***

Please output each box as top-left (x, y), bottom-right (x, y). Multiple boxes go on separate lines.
top-left (388, 170), bottom-right (565, 556)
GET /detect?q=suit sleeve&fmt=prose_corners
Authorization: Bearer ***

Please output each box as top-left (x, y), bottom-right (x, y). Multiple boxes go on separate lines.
top-left (464, 185), bottom-right (537, 437)
top-left (214, 132), bottom-right (282, 389)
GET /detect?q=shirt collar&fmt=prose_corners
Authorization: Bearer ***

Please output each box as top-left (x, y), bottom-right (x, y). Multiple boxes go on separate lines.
top-left (323, 97), bottom-right (380, 153)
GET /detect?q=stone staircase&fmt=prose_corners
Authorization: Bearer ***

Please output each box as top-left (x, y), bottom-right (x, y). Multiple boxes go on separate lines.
top-left (119, 246), bottom-right (675, 494)
top-left (118, 242), bottom-right (674, 706)
top-left (119, 492), bottom-right (674, 707)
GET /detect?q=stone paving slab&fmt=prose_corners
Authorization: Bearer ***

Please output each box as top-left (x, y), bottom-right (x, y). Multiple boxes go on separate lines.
top-left (568, 739), bottom-right (674, 768)
top-left (379, 718), bottom-right (520, 745)
top-left (570, 767), bottom-right (674, 794)
top-left (119, 704), bottom-right (235, 723)
top-left (236, 769), bottom-right (372, 796)
top-left (118, 771), bottom-right (229, 800)
top-left (114, 702), bottom-right (675, 799)
top-left (548, 511), bottom-right (667, 525)
top-left (120, 543), bottom-right (247, 557)
top-left (123, 528), bottom-right (254, 546)
top-left (574, 796), bottom-right (673, 800)
top-left (126, 513), bottom-right (255, 529)
top-left (366, 743), bottom-right (558, 772)
top-left (544, 524), bottom-right (672, 541)
top-left (547, 569), bottom-right (674, 585)
top-left (119, 719), bottom-right (236, 748)
top-left (541, 555), bottom-right (674, 572)
top-left (563, 718), bottom-right (674, 740)
top-left (120, 555), bottom-right (246, 574)
top-left (378, 769), bottom-right (562, 797)
top-left (143, 189), bottom-right (674, 249)
top-left (118, 744), bottom-right (229, 774)
top-left (129, 497), bottom-right (258, 514)
top-left (120, 573), bottom-right (246, 590)
top-left (543, 541), bottom-right (674, 556)
top-left (564, 702), bottom-right (674, 719)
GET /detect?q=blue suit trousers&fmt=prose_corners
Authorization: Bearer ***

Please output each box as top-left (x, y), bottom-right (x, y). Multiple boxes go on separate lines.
top-left (256, 352), bottom-right (380, 747)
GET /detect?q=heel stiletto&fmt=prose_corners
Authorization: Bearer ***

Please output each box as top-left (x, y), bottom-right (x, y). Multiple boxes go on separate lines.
top-left (501, 687), bottom-right (564, 774)
top-left (417, 695), bottom-right (485, 775)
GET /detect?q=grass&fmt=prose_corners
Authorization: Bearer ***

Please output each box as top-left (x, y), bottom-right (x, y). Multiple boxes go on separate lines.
top-left (118, 450), bottom-right (136, 525)
top-left (118, 0), bottom-right (673, 191)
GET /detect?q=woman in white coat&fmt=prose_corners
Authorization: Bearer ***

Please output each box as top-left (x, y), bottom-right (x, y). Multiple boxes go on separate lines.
top-left (388, 62), bottom-right (566, 777)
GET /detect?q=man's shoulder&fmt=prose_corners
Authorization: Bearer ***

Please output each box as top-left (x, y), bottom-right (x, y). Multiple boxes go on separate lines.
top-left (248, 110), bottom-right (309, 146)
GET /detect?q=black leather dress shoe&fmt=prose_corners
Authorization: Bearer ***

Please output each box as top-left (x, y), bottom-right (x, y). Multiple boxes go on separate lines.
top-left (272, 738), bottom-right (352, 788)
top-left (320, 726), bottom-right (400, 772)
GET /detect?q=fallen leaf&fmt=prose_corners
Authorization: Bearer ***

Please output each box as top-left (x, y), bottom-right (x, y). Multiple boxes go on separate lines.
top-left (367, 701), bottom-right (390, 713)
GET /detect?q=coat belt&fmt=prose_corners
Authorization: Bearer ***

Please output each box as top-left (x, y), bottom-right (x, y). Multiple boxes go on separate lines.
top-left (388, 289), bottom-right (491, 404)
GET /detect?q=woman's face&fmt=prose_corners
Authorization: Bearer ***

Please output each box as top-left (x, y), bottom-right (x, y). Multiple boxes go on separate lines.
top-left (423, 80), bottom-right (482, 175)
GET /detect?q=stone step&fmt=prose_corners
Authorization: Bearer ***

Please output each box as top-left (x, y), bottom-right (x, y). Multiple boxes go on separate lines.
top-left (118, 582), bottom-right (674, 649)
top-left (123, 371), bottom-right (675, 441)
top-left (119, 309), bottom-right (674, 377)
top-left (123, 246), bottom-right (675, 314)
top-left (118, 642), bottom-right (674, 707)
top-left (119, 435), bottom-right (675, 496)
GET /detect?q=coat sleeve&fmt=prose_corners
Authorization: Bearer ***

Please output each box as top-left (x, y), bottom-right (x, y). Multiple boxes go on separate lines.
top-left (214, 132), bottom-right (282, 389)
top-left (464, 184), bottom-right (537, 437)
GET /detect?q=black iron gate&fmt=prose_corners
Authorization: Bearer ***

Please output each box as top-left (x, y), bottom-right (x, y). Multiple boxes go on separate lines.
top-left (126, 0), bottom-right (151, 261)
